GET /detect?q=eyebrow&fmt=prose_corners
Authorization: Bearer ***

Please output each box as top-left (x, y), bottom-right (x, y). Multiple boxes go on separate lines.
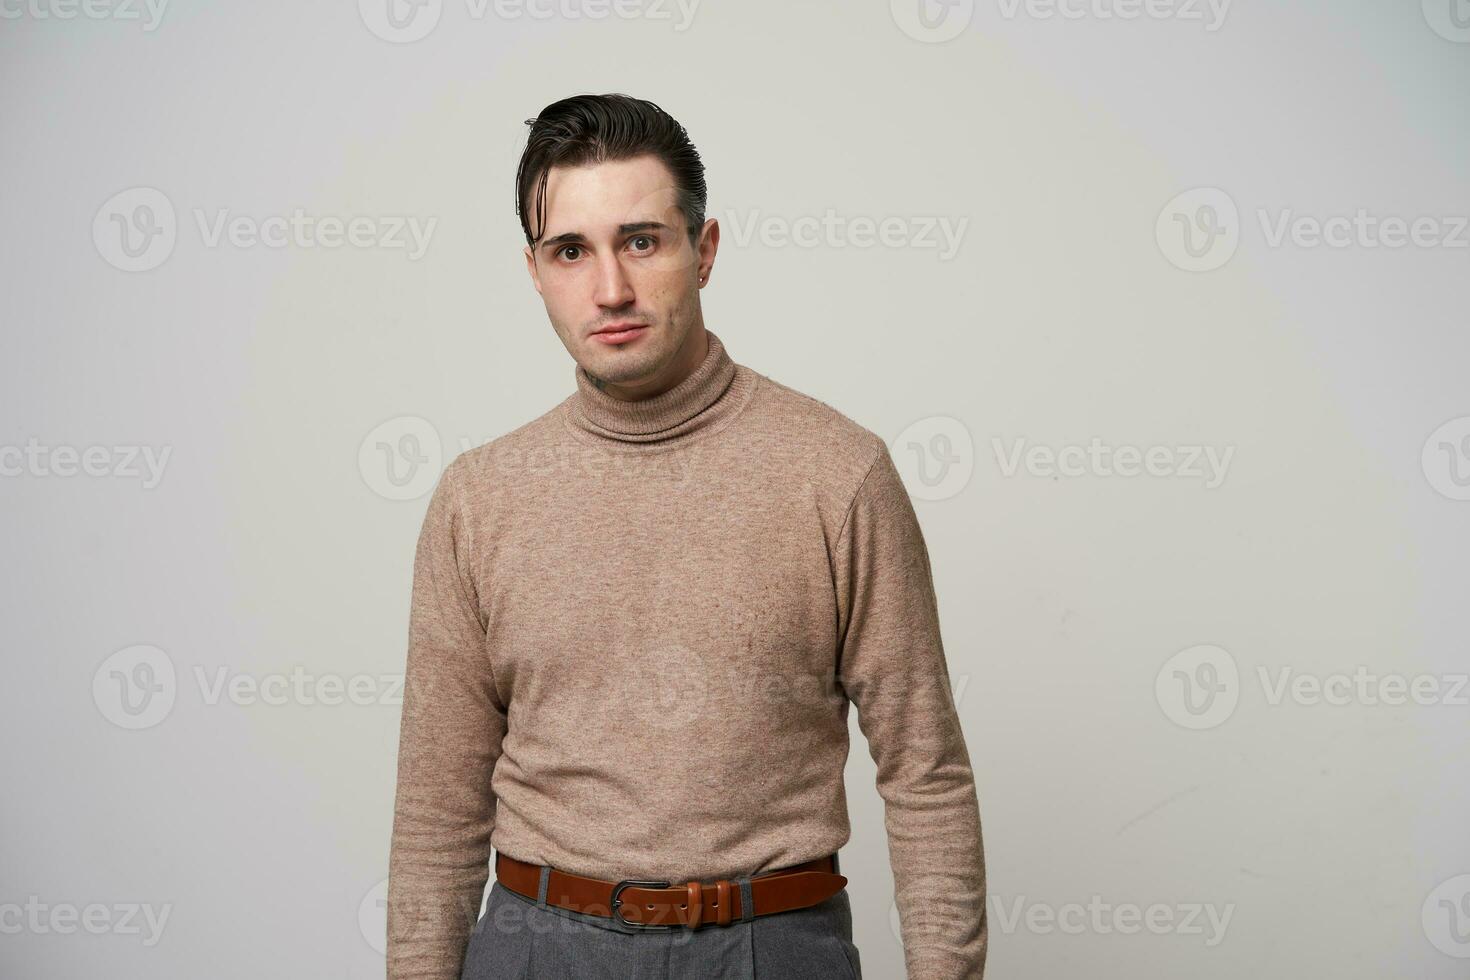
top-left (538, 221), bottom-right (672, 253)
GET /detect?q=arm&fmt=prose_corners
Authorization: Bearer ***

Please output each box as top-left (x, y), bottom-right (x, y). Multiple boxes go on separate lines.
top-left (834, 440), bottom-right (988, 979)
top-left (387, 459), bottom-right (508, 980)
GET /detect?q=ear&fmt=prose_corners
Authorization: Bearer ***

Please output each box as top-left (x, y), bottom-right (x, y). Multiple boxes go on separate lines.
top-left (524, 245), bottom-right (542, 296)
top-left (696, 218), bottom-right (719, 285)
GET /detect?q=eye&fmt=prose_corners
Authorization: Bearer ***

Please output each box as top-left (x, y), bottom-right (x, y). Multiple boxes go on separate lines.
top-left (628, 234), bottom-right (656, 253)
top-left (557, 244), bottom-right (583, 262)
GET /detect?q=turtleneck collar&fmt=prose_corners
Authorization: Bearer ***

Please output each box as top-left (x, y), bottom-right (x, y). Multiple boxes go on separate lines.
top-left (564, 328), bottom-right (757, 449)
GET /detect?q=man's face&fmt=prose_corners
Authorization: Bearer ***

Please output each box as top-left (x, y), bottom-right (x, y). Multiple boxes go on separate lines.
top-left (523, 154), bottom-right (717, 392)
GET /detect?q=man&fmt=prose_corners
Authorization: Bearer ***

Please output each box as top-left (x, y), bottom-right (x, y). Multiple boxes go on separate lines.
top-left (386, 93), bottom-right (987, 980)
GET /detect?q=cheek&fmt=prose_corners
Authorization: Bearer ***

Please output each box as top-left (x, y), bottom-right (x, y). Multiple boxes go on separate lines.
top-left (636, 267), bottom-right (693, 307)
top-left (540, 272), bottom-right (585, 309)
top-left (537, 285), bottom-right (585, 331)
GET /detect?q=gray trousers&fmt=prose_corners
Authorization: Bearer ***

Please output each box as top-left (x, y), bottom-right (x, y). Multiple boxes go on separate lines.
top-left (460, 877), bottom-right (863, 980)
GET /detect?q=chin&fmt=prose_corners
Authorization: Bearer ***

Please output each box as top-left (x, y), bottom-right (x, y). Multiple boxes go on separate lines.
top-left (581, 344), bottom-right (658, 384)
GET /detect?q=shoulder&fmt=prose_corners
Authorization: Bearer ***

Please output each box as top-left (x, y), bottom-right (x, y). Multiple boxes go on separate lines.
top-left (437, 397), bottom-right (573, 502)
top-left (739, 368), bottom-right (893, 513)
top-left (750, 369), bottom-right (888, 458)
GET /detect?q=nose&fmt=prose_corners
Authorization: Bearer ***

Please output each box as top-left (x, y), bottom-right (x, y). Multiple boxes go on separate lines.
top-left (593, 252), bottom-right (635, 310)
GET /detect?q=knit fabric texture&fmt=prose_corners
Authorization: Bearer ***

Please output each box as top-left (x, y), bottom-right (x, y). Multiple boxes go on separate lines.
top-left (387, 329), bottom-right (987, 979)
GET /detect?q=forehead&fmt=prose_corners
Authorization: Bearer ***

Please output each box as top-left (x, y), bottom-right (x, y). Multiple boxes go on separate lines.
top-left (537, 155), bottom-right (680, 239)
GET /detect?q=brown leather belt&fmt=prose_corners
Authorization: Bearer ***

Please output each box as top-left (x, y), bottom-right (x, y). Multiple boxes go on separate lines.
top-left (494, 851), bottom-right (847, 930)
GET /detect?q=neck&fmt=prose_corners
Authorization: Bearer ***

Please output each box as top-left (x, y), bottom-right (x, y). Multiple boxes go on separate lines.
top-left (565, 327), bottom-right (758, 450)
top-left (590, 325), bottom-right (709, 402)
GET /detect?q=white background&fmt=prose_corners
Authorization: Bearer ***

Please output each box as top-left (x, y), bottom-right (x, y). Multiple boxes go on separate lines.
top-left (2, 1), bottom-right (1468, 977)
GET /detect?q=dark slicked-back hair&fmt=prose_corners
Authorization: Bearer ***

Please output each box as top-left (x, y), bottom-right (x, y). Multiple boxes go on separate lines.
top-left (516, 93), bottom-right (707, 251)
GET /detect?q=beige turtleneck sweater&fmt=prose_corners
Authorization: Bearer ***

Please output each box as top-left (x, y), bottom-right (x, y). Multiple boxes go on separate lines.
top-left (386, 330), bottom-right (987, 979)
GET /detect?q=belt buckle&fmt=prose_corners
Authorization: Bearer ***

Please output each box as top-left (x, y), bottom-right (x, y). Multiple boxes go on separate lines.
top-left (609, 878), bottom-right (673, 931)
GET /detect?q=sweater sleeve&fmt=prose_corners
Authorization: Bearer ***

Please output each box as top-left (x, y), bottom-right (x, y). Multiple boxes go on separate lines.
top-left (834, 441), bottom-right (988, 979)
top-left (387, 459), bottom-right (508, 980)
